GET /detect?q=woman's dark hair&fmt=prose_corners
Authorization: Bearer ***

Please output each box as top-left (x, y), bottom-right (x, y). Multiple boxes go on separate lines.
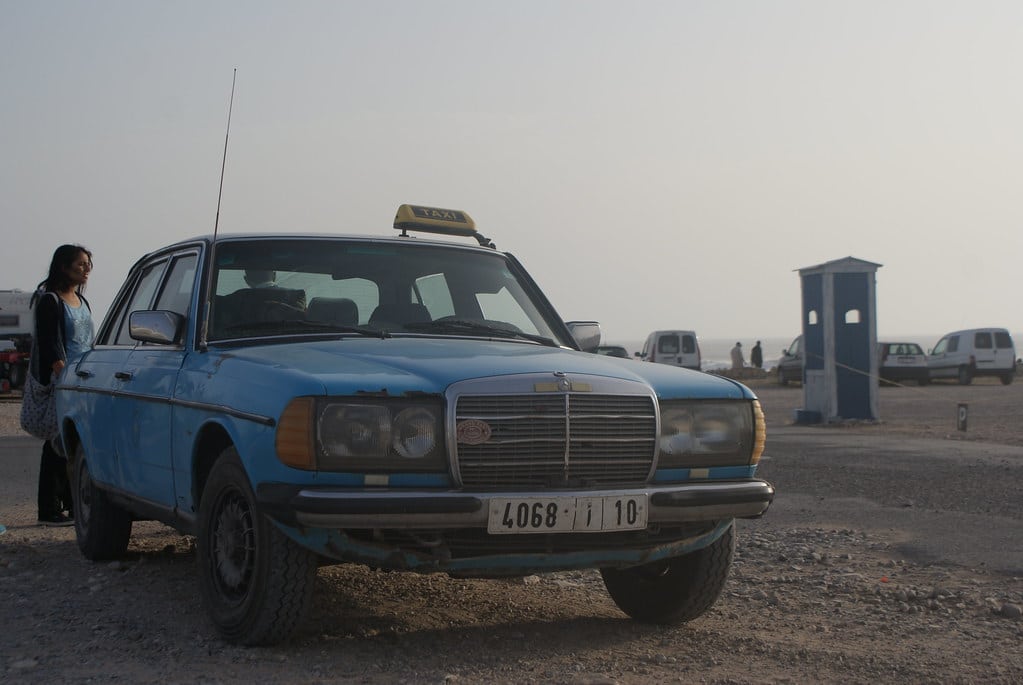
top-left (32, 244), bottom-right (93, 307)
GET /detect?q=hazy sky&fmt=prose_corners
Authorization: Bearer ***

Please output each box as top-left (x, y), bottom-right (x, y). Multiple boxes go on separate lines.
top-left (3, 1), bottom-right (1021, 344)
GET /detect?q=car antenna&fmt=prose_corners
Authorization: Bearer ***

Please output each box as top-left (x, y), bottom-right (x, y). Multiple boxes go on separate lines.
top-left (200, 68), bottom-right (237, 351)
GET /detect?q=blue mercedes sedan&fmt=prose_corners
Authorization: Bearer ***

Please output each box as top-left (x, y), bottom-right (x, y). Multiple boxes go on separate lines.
top-left (56, 205), bottom-right (773, 645)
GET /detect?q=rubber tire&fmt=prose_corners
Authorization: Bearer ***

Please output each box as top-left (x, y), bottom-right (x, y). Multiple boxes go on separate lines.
top-left (73, 443), bottom-right (133, 561)
top-left (8, 363), bottom-right (25, 390)
top-left (1001, 373), bottom-right (1014, 386)
top-left (197, 448), bottom-right (317, 646)
top-left (957, 365), bottom-right (973, 385)
top-left (600, 522), bottom-right (735, 624)
top-left (777, 368), bottom-right (788, 386)
top-left (919, 377), bottom-right (930, 386)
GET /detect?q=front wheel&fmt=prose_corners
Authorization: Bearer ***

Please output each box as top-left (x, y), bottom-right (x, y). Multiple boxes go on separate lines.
top-left (73, 443), bottom-right (133, 560)
top-left (600, 522), bottom-right (735, 624)
top-left (197, 448), bottom-right (317, 645)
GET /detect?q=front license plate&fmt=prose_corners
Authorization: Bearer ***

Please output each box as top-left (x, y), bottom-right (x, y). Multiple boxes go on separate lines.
top-left (487, 495), bottom-right (648, 534)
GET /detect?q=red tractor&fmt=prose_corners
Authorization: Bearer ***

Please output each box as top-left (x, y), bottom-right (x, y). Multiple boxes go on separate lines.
top-left (0, 339), bottom-right (28, 391)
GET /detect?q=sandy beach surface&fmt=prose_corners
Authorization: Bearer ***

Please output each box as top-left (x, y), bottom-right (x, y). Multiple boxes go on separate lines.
top-left (1, 378), bottom-right (1021, 683)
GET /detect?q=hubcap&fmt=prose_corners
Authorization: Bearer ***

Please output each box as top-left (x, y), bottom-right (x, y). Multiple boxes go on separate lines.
top-left (77, 463), bottom-right (92, 523)
top-left (212, 490), bottom-right (256, 598)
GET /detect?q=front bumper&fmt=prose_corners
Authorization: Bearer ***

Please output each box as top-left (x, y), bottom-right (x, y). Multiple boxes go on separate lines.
top-left (257, 479), bottom-right (774, 529)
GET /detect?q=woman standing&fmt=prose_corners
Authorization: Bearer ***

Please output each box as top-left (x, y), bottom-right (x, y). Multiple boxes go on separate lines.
top-left (30, 244), bottom-right (94, 526)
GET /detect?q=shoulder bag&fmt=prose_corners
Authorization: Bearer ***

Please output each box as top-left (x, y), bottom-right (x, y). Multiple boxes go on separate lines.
top-left (20, 291), bottom-right (62, 441)
top-left (20, 371), bottom-right (58, 441)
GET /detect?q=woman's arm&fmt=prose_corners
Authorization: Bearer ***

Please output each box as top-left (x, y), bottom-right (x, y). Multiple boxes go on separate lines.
top-left (34, 293), bottom-right (66, 384)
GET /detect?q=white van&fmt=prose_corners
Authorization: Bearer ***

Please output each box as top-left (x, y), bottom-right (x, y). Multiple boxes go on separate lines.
top-left (927, 328), bottom-right (1016, 385)
top-left (636, 330), bottom-right (701, 370)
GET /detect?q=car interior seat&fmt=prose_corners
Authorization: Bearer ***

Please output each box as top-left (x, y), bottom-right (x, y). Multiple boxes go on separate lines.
top-left (307, 297), bottom-right (359, 327)
top-left (215, 287), bottom-right (307, 335)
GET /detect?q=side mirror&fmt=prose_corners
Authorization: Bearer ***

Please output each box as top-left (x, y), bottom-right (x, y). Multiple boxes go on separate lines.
top-left (566, 320), bottom-right (601, 353)
top-left (130, 310), bottom-right (185, 345)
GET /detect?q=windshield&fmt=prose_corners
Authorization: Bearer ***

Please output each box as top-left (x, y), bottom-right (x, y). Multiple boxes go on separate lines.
top-left (208, 238), bottom-right (568, 344)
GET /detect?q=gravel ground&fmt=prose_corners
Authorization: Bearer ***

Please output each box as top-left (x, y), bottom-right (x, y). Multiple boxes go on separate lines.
top-left (1, 379), bottom-right (1021, 684)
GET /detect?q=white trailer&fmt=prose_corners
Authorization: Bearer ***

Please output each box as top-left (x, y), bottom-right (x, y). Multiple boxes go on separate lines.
top-left (0, 289), bottom-right (34, 346)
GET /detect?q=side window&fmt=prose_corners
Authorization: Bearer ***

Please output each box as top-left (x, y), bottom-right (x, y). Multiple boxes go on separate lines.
top-left (975, 332), bottom-right (992, 349)
top-left (114, 261), bottom-right (167, 345)
top-left (415, 273), bottom-right (454, 319)
top-left (476, 287), bottom-right (537, 333)
top-left (947, 336), bottom-right (959, 353)
top-left (154, 254), bottom-right (198, 319)
top-left (995, 332), bottom-right (1013, 349)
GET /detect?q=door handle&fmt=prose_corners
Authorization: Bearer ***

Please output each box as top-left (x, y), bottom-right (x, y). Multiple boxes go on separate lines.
top-left (75, 370), bottom-right (94, 379)
top-left (115, 371), bottom-right (134, 381)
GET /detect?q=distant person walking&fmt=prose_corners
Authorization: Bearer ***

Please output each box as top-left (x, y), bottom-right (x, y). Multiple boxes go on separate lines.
top-left (30, 244), bottom-right (95, 526)
top-left (751, 341), bottom-right (763, 369)
top-left (730, 341), bottom-right (745, 370)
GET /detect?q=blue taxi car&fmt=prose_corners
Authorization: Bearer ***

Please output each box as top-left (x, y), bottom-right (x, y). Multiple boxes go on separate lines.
top-left (56, 205), bottom-right (773, 645)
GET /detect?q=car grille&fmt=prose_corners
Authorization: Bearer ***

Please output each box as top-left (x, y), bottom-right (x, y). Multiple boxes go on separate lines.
top-left (454, 393), bottom-right (657, 488)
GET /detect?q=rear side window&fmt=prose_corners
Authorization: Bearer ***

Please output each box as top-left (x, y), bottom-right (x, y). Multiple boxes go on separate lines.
top-left (995, 332), bottom-right (1013, 349)
top-left (975, 332), bottom-right (993, 349)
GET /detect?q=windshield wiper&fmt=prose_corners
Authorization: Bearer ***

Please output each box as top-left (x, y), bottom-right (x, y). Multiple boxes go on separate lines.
top-left (222, 319), bottom-right (389, 338)
top-left (405, 319), bottom-right (558, 347)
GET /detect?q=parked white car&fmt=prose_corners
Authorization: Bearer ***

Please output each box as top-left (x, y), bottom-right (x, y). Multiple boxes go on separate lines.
top-left (636, 330), bottom-right (701, 370)
top-left (878, 341), bottom-right (929, 386)
top-left (927, 328), bottom-right (1016, 385)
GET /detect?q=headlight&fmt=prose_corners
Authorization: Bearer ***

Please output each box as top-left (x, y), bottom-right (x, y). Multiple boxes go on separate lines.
top-left (657, 400), bottom-right (763, 469)
top-left (276, 398), bottom-right (446, 472)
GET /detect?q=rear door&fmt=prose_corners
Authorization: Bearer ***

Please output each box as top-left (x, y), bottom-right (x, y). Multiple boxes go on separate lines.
top-left (679, 333), bottom-right (699, 369)
top-left (972, 331), bottom-right (996, 372)
top-left (654, 333), bottom-right (682, 366)
top-left (994, 331), bottom-right (1016, 372)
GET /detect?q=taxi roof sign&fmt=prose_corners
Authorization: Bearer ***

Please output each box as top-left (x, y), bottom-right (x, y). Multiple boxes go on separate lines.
top-left (393, 204), bottom-right (495, 248)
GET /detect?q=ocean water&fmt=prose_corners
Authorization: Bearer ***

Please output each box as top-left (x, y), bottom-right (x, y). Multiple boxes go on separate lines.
top-left (610, 336), bottom-right (797, 371)
top-left (604, 333), bottom-right (999, 372)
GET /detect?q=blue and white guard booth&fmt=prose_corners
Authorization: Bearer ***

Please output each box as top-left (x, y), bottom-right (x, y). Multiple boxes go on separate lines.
top-left (796, 256), bottom-right (882, 423)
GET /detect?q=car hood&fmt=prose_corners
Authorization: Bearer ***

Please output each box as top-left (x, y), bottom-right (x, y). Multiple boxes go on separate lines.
top-left (216, 337), bottom-right (753, 400)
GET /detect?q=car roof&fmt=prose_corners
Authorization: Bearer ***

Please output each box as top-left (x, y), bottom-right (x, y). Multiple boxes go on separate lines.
top-left (133, 232), bottom-right (503, 267)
